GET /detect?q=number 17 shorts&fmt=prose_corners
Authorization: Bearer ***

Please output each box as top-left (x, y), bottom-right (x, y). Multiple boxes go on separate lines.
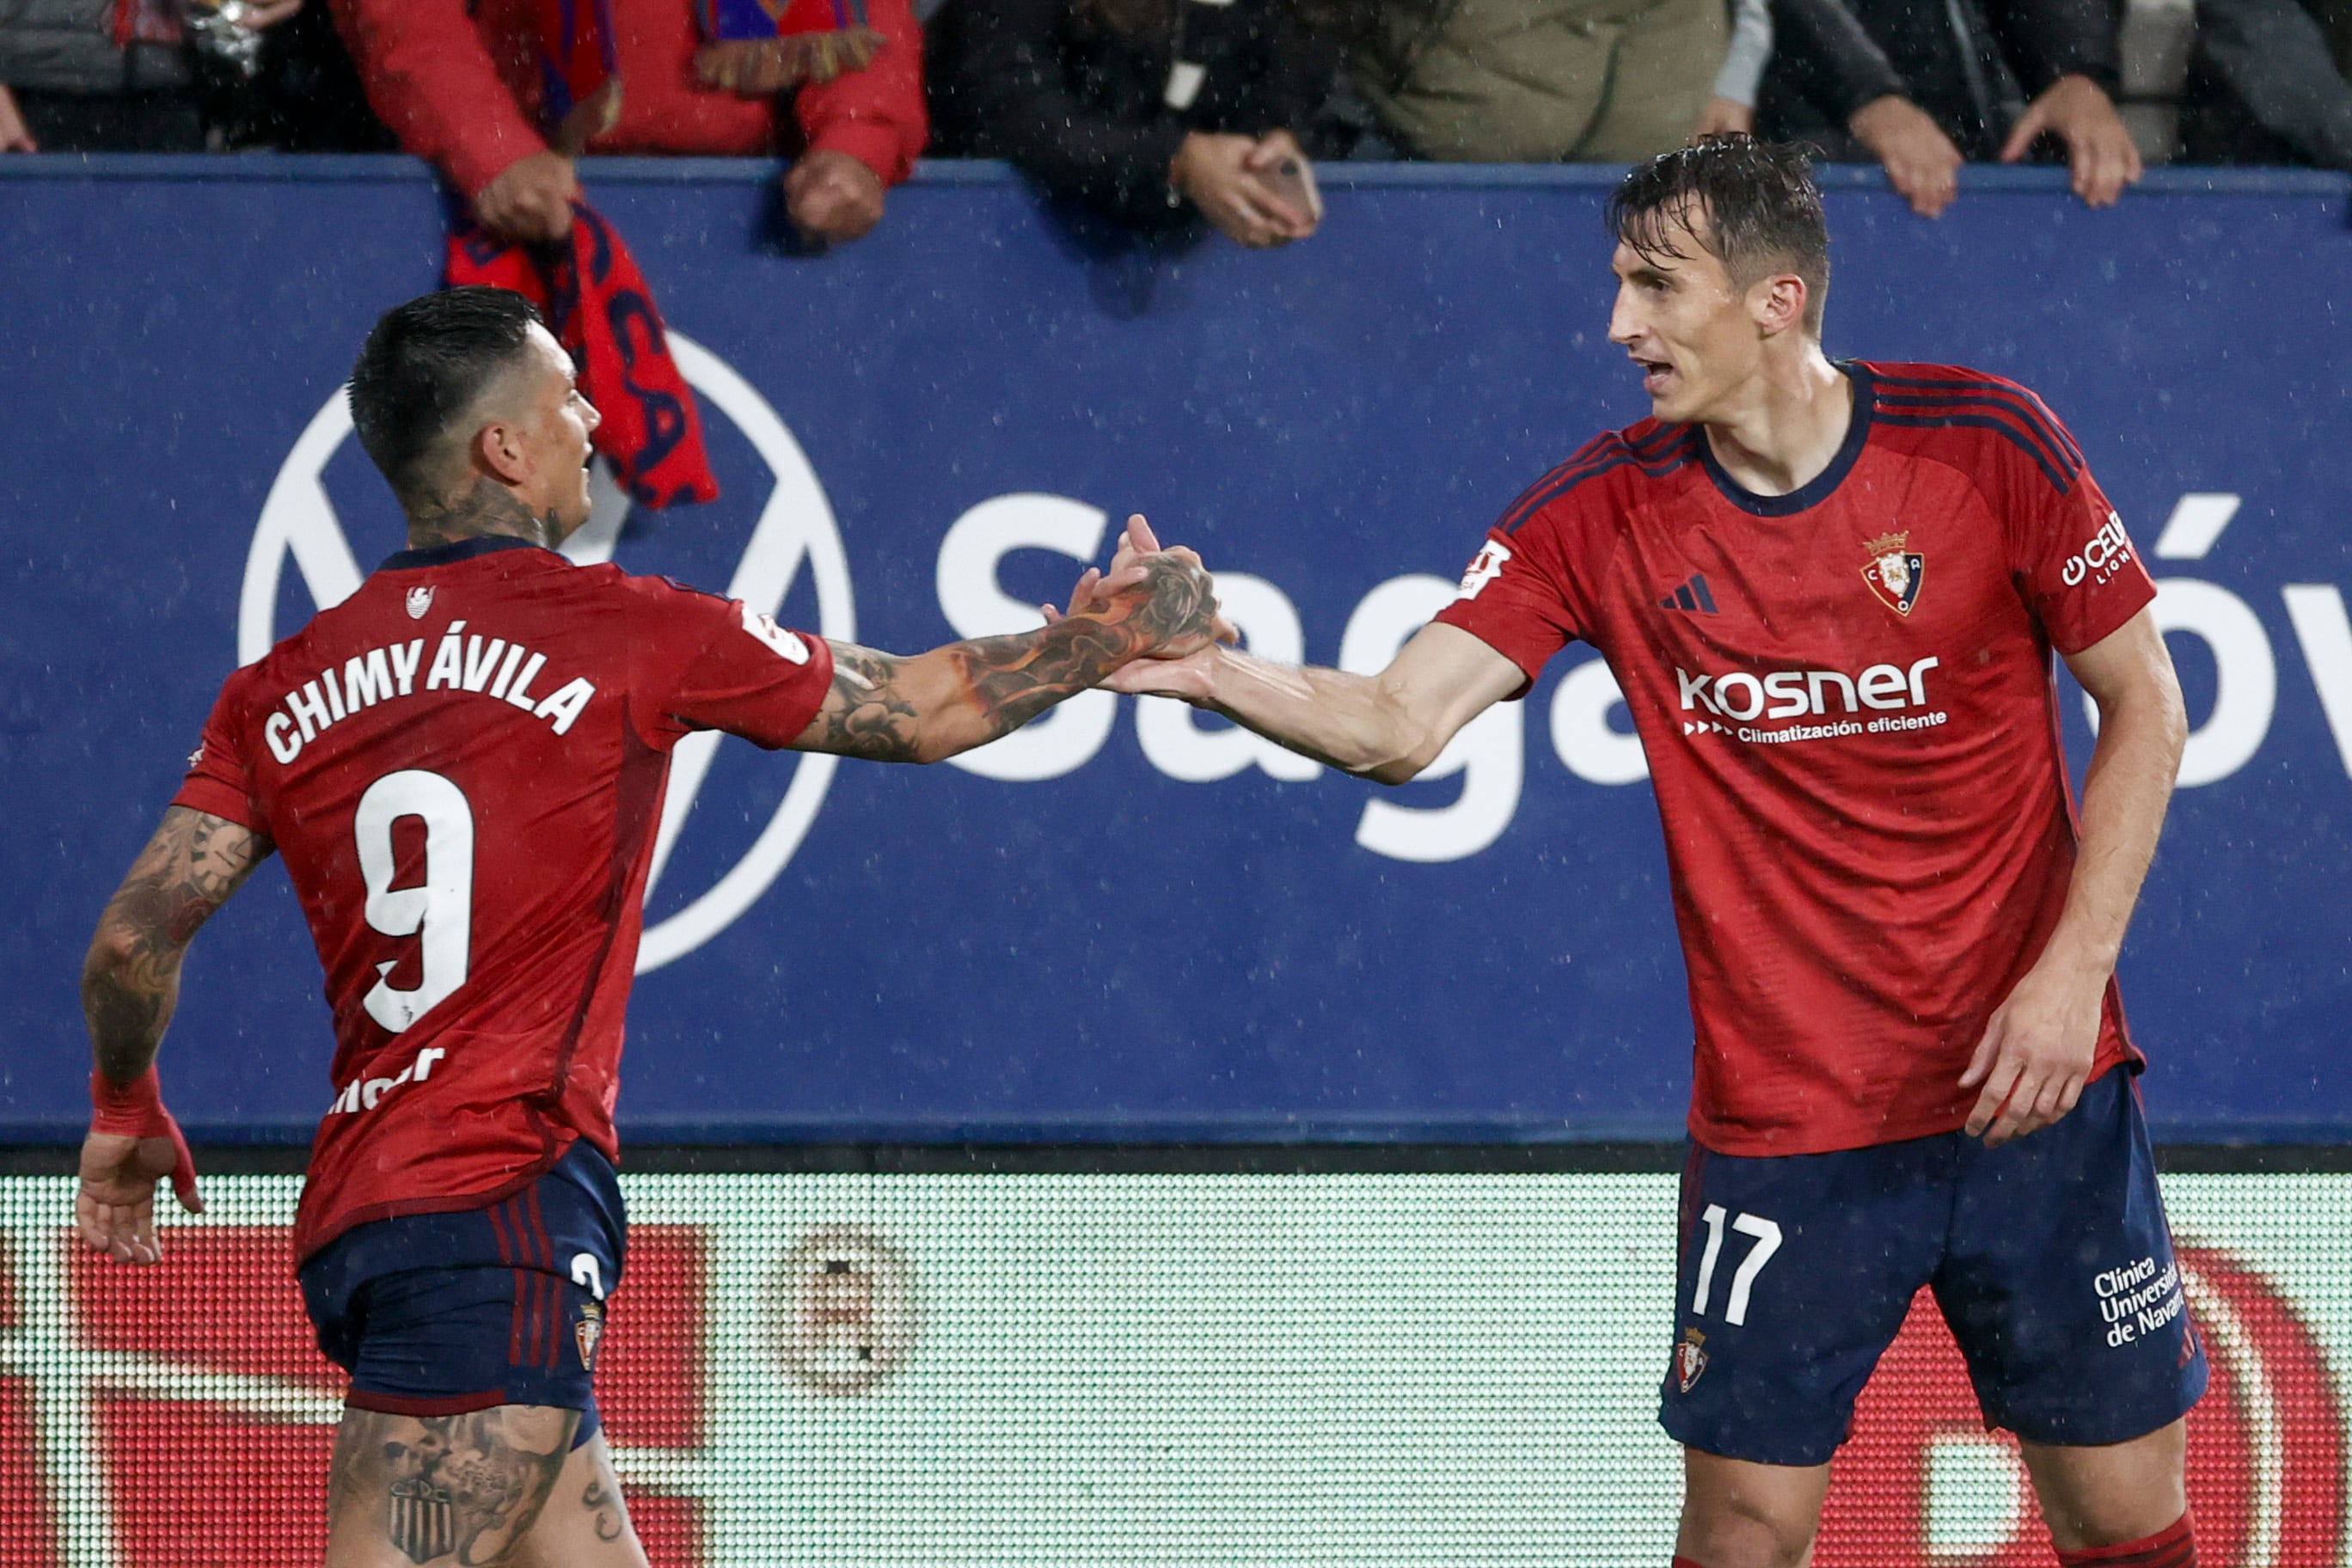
top-left (1658, 1069), bottom-right (2207, 1467)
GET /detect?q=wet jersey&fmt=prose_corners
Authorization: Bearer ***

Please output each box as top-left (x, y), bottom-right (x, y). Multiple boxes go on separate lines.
top-left (1433, 362), bottom-right (2157, 1155)
top-left (173, 537), bottom-right (835, 1259)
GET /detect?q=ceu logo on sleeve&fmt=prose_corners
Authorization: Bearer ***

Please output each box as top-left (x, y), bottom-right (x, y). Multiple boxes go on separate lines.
top-left (2061, 511), bottom-right (2136, 588)
top-left (241, 334), bottom-right (854, 974)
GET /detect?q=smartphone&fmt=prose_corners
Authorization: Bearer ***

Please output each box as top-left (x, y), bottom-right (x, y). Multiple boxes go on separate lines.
top-left (1257, 155), bottom-right (1324, 228)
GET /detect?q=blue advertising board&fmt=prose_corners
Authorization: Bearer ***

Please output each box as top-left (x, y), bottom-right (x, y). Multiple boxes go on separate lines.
top-left (2, 157), bottom-right (2346, 1143)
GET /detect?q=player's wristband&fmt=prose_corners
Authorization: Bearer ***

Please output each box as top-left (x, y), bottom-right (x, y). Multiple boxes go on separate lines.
top-left (89, 1069), bottom-right (201, 1210)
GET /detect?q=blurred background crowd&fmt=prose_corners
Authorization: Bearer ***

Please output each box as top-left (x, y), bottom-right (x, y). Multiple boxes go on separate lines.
top-left (2, 0), bottom-right (2346, 251)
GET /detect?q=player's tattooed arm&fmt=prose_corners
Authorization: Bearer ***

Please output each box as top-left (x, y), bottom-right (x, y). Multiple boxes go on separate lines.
top-left (796, 542), bottom-right (1225, 764)
top-left (83, 806), bottom-right (275, 1081)
top-left (328, 1405), bottom-right (576, 1566)
top-left (800, 643), bottom-right (929, 763)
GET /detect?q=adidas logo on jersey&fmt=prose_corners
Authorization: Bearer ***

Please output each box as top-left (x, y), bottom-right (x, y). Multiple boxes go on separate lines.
top-left (1659, 573), bottom-right (1718, 615)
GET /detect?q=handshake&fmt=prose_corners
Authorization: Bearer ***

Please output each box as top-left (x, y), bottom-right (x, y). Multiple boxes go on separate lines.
top-left (1041, 514), bottom-right (1235, 703)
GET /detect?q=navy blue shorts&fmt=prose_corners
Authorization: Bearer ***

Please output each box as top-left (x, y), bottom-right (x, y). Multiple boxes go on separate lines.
top-left (1659, 1070), bottom-right (2206, 1467)
top-left (299, 1142), bottom-right (626, 1446)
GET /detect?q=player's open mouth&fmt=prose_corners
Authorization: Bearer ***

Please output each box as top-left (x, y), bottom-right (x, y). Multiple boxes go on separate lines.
top-left (1634, 358), bottom-right (1674, 395)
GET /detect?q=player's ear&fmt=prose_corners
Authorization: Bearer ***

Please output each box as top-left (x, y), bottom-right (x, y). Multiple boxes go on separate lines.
top-left (1751, 273), bottom-right (1808, 338)
top-left (471, 418), bottom-right (531, 487)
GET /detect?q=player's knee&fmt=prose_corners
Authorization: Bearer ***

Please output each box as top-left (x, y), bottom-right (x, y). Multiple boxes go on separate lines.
top-left (1679, 1491), bottom-right (1820, 1568)
top-left (1678, 1524), bottom-right (1817, 1568)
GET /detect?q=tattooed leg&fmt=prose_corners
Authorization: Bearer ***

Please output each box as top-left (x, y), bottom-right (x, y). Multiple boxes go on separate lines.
top-left (324, 1405), bottom-right (581, 1568)
top-left (511, 1435), bottom-right (651, 1568)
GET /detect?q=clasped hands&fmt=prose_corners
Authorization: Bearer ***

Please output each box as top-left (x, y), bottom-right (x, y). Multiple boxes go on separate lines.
top-left (1044, 515), bottom-right (1234, 697)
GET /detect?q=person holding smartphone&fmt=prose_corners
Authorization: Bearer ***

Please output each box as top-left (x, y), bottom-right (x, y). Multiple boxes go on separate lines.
top-left (927, 0), bottom-right (1349, 248)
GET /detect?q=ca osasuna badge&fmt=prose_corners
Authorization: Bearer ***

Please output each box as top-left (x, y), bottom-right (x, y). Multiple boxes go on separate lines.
top-left (1675, 1327), bottom-right (1709, 1393)
top-left (575, 1299), bottom-right (603, 1370)
top-left (1860, 531), bottom-right (1925, 616)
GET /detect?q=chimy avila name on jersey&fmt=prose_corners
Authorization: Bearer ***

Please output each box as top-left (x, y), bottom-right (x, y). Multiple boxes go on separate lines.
top-left (259, 619), bottom-right (597, 766)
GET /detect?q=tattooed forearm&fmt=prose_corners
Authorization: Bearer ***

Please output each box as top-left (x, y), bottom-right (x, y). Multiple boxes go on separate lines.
top-left (947, 615), bottom-right (1152, 737)
top-left (803, 644), bottom-right (928, 763)
top-left (940, 554), bottom-right (1221, 742)
top-left (83, 806), bottom-right (273, 1081)
top-left (330, 1405), bottom-right (576, 1566)
top-left (406, 476), bottom-right (567, 550)
top-left (799, 552), bottom-right (1222, 764)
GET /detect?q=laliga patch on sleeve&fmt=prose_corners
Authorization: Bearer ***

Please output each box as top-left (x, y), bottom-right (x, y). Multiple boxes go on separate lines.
top-left (739, 603), bottom-right (811, 664)
top-left (1457, 538), bottom-right (1512, 600)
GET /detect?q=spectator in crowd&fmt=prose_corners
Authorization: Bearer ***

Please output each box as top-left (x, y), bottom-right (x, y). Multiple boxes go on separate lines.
top-left (331, 0), bottom-right (927, 248)
top-left (1759, 0), bottom-right (2142, 215)
top-left (926, 0), bottom-right (1347, 248)
top-left (1701, 0), bottom-right (1776, 138)
top-left (1344, 0), bottom-right (1770, 163)
top-left (0, 0), bottom-right (301, 152)
top-left (234, 3), bottom-right (399, 151)
top-left (2178, 0), bottom-right (2352, 169)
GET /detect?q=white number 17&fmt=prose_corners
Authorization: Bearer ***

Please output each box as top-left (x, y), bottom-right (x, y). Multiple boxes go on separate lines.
top-left (1691, 1204), bottom-right (1783, 1327)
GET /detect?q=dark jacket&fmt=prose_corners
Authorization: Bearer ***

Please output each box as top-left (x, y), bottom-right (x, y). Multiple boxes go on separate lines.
top-left (0, 0), bottom-right (188, 92)
top-left (2179, 0), bottom-right (2352, 170)
top-left (927, 0), bottom-right (1342, 230)
top-left (1759, 0), bottom-right (2121, 160)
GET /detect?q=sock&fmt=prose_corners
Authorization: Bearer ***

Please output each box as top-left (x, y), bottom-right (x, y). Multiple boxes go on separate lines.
top-left (2054, 1509), bottom-right (2196, 1567)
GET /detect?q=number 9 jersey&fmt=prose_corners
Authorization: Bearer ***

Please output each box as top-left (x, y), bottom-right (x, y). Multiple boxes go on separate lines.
top-left (172, 536), bottom-right (836, 1263)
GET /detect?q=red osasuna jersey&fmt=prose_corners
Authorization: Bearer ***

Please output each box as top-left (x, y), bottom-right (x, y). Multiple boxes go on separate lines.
top-left (1434, 362), bottom-right (2159, 1155)
top-left (173, 537), bottom-right (835, 1260)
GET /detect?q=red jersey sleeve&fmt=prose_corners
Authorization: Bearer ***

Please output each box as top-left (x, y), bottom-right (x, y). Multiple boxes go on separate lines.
top-left (623, 577), bottom-right (837, 750)
top-left (168, 671), bottom-right (263, 830)
top-left (2002, 433), bottom-right (2156, 655)
top-left (793, 0), bottom-right (928, 186)
top-left (329, 0), bottom-right (548, 199)
top-left (1430, 475), bottom-right (1602, 698)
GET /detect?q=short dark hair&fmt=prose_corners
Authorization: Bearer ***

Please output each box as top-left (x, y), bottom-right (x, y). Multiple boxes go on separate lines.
top-left (348, 287), bottom-right (546, 505)
top-left (1608, 136), bottom-right (1830, 333)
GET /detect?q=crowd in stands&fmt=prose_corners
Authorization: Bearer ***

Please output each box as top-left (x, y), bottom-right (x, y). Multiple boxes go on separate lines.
top-left (3, 0), bottom-right (2347, 248)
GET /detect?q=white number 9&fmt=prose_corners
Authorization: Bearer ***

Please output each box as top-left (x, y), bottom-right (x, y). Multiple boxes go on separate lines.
top-left (354, 769), bottom-right (475, 1032)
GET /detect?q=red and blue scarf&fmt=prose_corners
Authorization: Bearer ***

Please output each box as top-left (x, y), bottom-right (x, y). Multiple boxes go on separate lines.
top-left (443, 0), bottom-right (892, 507)
top-left (536, 0), bottom-right (625, 156)
top-left (694, 0), bottom-right (883, 95)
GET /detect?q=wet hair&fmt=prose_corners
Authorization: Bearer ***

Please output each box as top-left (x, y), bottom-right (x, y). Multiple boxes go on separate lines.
top-left (348, 287), bottom-right (546, 506)
top-left (1607, 135), bottom-right (1830, 334)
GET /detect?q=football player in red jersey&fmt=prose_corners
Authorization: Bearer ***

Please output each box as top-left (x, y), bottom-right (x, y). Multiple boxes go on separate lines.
top-left (1093, 139), bottom-right (2203, 1566)
top-left (73, 287), bottom-right (1228, 1568)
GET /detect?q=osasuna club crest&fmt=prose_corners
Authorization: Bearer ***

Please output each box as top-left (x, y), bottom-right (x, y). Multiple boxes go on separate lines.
top-left (575, 1299), bottom-right (603, 1370)
top-left (1674, 1327), bottom-right (1709, 1393)
top-left (1859, 530), bottom-right (1925, 616)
